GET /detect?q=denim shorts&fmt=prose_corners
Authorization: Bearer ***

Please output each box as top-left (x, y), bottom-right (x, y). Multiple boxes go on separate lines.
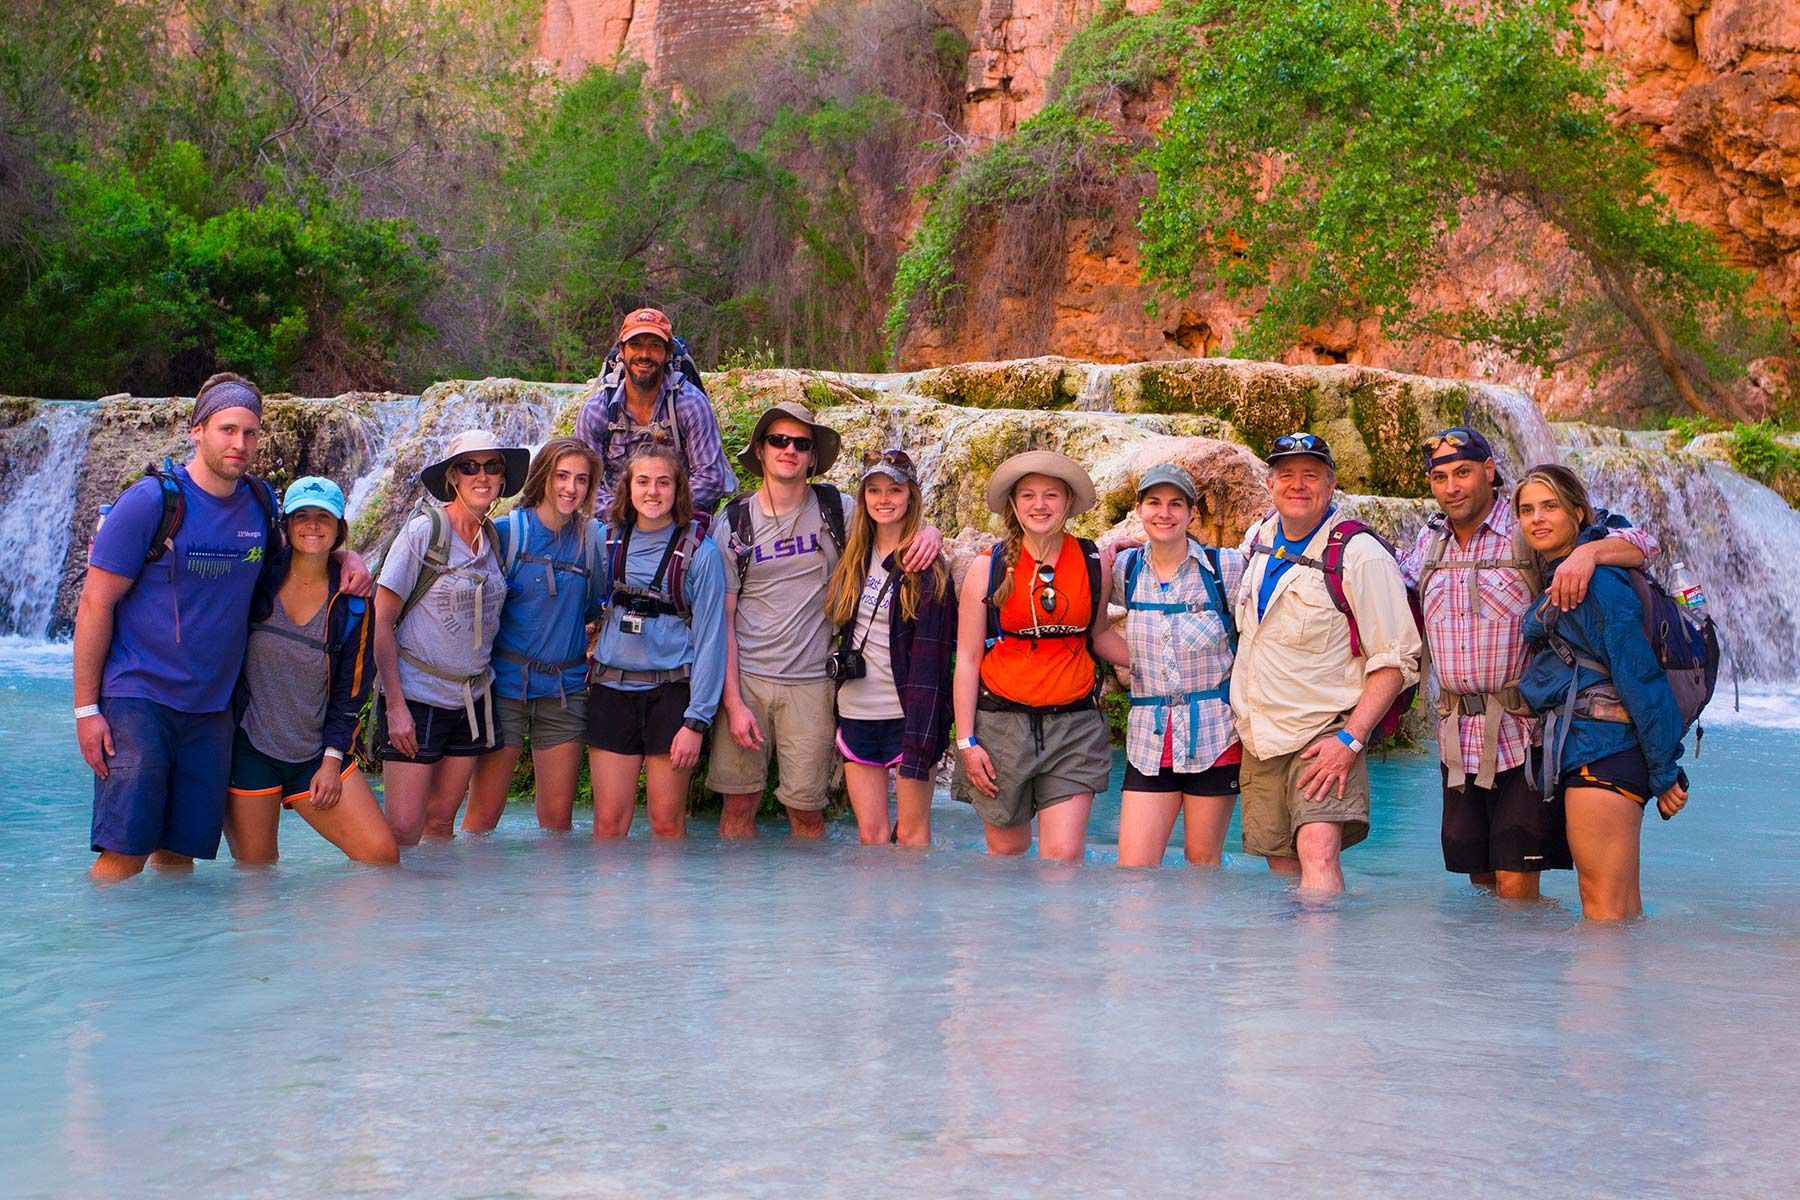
top-left (91, 697), bottom-right (235, 859)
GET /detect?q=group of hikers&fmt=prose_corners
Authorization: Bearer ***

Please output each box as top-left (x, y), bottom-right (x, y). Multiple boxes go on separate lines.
top-left (73, 308), bottom-right (1710, 920)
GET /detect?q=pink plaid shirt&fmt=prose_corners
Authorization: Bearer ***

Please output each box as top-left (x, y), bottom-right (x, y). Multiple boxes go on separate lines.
top-left (1400, 503), bottom-right (1658, 776)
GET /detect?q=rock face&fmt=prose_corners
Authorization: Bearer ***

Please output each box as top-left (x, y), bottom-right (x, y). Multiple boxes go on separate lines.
top-left (534, 0), bottom-right (1797, 412)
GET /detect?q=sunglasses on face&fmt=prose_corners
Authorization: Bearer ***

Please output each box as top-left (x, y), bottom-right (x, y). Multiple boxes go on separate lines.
top-left (453, 458), bottom-right (506, 476)
top-left (763, 433), bottom-right (814, 452)
top-left (862, 448), bottom-right (915, 470)
top-left (1272, 432), bottom-right (1325, 453)
top-left (1421, 428), bottom-right (1477, 454)
top-left (1034, 561), bottom-right (1059, 613)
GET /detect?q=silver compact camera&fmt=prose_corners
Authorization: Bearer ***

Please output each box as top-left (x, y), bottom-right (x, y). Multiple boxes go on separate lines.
top-left (620, 612), bottom-right (646, 635)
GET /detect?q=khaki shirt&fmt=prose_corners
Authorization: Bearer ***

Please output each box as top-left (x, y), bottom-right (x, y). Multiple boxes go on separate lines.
top-left (1230, 513), bottom-right (1422, 759)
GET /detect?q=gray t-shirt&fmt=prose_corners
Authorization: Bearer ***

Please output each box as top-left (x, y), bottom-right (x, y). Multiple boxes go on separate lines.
top-left (836, 562), bottom-right (902, 720)
top-left (241, 596), bottom-right (331, 763)
top-left (377, 513), bottom-right (507, 709)
top-left (715, 489), bottom-right (852, 681)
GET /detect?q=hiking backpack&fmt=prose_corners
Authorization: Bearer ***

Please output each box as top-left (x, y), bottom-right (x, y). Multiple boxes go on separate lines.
top-left (395, 498), bottom-right (498, 624)
top-left (1120, 543), bottom-right (1238, 654)
top-left (983, 536), bottom-right (1105, 650)
top-left (604, 518), bottom-right (709, 622)
top-left (599, 333), bottom-right (707, 397)
top-left (132, 456), bottom-right (279, 564)
top-left (497, 508), bottom-right (603, 606)
top-left (723, 483), bottom-right (848, 588)
top-left (1248, 515), bottom-right (1425, 745)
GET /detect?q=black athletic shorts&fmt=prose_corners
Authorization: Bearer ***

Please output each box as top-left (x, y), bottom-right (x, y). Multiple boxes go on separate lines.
top-left (1558, 746), bottom-right (1652, 807)
top-left (377, 697), bottom-right (493, 765)
top-left (588, 681), bottom-right (690, 758)
top-left (1442, 750), bottom-right (1572, 874)
top-left (1121, 760), bottom-right (1241, 796)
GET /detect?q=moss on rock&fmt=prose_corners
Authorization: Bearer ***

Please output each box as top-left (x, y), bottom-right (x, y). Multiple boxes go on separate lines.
top-left (907, 358), bottom-right (1084, 410)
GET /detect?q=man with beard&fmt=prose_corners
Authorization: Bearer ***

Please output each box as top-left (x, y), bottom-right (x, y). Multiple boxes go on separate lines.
top-left (574, 308), bottom-right (736, 515)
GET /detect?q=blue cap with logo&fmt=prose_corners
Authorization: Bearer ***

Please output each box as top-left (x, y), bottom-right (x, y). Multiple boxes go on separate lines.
top-left (282, 476), bottom-right (347, 521)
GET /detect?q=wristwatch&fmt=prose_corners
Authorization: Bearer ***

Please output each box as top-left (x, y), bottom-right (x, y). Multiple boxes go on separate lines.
top-left (681, 717), bottom-right (711, 734)
top-left (1335, 729), bottom-right (1365, 754)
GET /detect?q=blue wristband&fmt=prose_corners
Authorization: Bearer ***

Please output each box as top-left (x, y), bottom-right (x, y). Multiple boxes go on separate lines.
top-left (1335, 729), bottom-right (1364, 752)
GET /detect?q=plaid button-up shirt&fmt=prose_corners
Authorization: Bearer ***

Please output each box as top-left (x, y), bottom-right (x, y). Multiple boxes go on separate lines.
top-left (1400, 502), bottom-right (1659, 776)
top-left (1115, 541), bottom-right (1246, 775)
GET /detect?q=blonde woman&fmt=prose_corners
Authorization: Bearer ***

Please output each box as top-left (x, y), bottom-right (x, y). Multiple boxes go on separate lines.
top-left (823, 449), bottom-right (955, 845)
top-left (952, 451), bottom-right (1124, 861)
top-left (463, 437), bottom-right (606, 834)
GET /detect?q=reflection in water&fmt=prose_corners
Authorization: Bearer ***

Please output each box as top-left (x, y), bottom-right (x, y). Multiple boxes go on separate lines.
top-left (4, 651), bottom-right (1800, 1197)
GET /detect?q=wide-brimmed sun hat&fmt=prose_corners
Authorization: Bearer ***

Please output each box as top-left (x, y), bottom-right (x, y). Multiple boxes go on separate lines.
top-left (282, 476), bottom-right (346, 520)
top-left (420, 430), bottom-right (529, 502)
top-left (985, 450), bottom-right (1097, 518)
top-left (738, 400), bottom-right (842, 478)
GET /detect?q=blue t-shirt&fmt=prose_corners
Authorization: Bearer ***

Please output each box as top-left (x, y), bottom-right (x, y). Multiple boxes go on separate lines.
top-left (1257, 506), bottom-right (1336, 620)
top-left (590, 520), bottom-right (727, 726)
top-left (88, 465), bottom-right (271, 713)
top-left (491, 510), bottom-right (603, 700)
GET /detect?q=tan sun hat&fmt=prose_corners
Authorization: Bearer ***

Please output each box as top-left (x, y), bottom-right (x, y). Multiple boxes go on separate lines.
top-left (985, 449), bottom-right (1097, 518)
top-left (737, 400), bottom-right (842, 478)
top-left (420, 430), bottom-right (530, 502)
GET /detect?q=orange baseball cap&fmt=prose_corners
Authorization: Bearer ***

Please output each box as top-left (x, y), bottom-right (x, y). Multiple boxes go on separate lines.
top-left (617, 307), bottom-right (674, 346)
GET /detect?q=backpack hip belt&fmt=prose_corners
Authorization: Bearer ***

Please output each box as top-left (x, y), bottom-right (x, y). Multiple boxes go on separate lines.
top-left (593, 664), bottom-right (691, 687)
top-left (398, 646), bottom-right (495, 750)
top-left (492, 647), bottom-right (587, 708)
top-left (1129, 683), bottom-right (1231, 761)
top-left (1435, 684), bottom-right (1531, 791)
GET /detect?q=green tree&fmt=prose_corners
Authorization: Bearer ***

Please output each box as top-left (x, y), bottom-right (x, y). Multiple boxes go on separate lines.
top-left (1139, 0), bottom-right (1780, 421)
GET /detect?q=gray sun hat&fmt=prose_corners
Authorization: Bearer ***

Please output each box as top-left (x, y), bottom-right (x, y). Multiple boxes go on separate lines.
top-left (1136, 463), bottom-right (1198, 503)
top-left (420, 430), bottom-right (529, 502)
top-left (738, 400), bottom-right (842, 478)
top-left (984, 450), bottom-right (1097, 518)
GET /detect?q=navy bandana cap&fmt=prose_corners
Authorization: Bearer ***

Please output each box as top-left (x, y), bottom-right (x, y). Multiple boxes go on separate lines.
top-left (192, 381), bottom-right (263, 427)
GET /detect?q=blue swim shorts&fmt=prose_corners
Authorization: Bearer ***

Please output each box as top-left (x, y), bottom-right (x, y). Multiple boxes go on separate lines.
top-left (90, 697), bottom-right (235, 859)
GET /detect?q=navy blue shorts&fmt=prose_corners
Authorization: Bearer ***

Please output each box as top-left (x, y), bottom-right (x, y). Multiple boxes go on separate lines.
top-left (90, 697), bottom-right (235, 859)
top-left (836, 716), bottom-right (904, 767)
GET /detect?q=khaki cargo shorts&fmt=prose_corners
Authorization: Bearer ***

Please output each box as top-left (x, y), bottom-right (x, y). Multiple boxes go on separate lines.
top-left (706, 673), bottom-right (837, 811)
top-left (495, 692), bottom-right (589, 750)
top-left (952, 704), bottom-right (1112, 829)
top-left (1239, 723), bottom-right (1371, 859)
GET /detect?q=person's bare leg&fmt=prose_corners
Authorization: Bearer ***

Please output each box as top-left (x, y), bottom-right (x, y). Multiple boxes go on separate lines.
top-left (422, 756), bottom-right (481, 839)
top-left (380, 760), bottom-right (434, 846)
top-left (720, 792), bottom-right (760, 839)
top-left (985, 822), bottom-right (1032, 857)
top-left (1035, 795), bottom-right (1093, 863)
top-left (1180, 793), bottom-right (1236, 867)
top-left (292, 769), bottom-right (399, 865)
top-left (643, 756), bottom-right (692, 839)
top-left (1565, 786), bottom-right (1644, 920)
top-left (786, 806), bottom-right (827, 839)
top-left (462, 745), bottom-right (522, 833)
top-left (147, 851), bottom-right (193, 870)
top-left (1266, 855), bottom-right (1301, 876)
top-left (89, 851), bottom-right (148, 882)
top-left (1469, 871), bottom-right (1498, 890)
top-left (842, 761), bottom-right (892, 845)
top-left (1294, 821), bottom-right (1346, 894)
top-left (590, 749), bottom-right (644, 838)
top-left (893, 777), bottom-right (933, 847)
top-left (223, 790), bottom-right (282, 864)
top-left (1117, 790), bottom-right (1182, 868)
top-left (531, 741), bottom-right (584, 831)
top-left (1493, 870), bottom-right (1542, 900)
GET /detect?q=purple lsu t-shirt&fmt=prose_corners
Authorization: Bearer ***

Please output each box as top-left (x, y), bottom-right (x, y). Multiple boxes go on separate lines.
top-left (88, 465), bottom-right (270, 714)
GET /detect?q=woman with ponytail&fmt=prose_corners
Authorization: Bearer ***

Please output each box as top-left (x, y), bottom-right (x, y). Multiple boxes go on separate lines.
top-left (951, 451), bottom-right (1124, 861)
top-left (823, 449), bottom-right (955, 845)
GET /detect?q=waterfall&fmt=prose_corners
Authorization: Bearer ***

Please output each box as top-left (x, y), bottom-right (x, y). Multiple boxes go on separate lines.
top-left (345, 397), bottom-right (422, 522)
top-left (0, 404), bottom-right (95, 638)
top-left (1075, 364), bottom-right (1125, 412)
top-left (1567, 446), bottom-right (1800, 682)
top-left (1468, 383), bottom-right (1561, 477)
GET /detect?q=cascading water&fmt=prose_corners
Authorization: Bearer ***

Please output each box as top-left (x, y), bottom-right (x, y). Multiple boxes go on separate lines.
top-left (1565, 445), bottom-right (1800, 682)
top-left (1466, 382), bottom-right (1562, 477)
top-left (0, 404), bottom-right (95, 638)
top-left (344, 397), bottom-right (422, 522)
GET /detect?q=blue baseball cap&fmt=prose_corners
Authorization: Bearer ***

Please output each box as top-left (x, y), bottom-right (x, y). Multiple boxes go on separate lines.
top-left (282, 476), bottom-right (346, 520)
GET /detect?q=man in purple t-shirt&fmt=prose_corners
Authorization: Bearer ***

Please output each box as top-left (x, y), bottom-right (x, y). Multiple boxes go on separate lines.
top-left (75, 374), bottom-right (283, 881)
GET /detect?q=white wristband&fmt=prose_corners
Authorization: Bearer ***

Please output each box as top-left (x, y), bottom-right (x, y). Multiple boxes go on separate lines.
top-left (73, 704), bottom-right (101, 719)
top-left (322, 747), bottom-right (345, 763)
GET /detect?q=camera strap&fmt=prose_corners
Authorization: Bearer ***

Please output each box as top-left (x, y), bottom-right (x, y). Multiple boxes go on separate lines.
top-left (847, 563), bottom-right (899, 653)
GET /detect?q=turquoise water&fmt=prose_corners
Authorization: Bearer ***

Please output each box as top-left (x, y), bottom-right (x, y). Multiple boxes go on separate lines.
top-left (4, 638), bottom-right (1799, 1198)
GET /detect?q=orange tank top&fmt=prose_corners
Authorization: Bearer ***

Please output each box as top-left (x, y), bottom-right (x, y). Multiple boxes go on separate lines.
top-left (979, 535), bottom-right (1097, 707)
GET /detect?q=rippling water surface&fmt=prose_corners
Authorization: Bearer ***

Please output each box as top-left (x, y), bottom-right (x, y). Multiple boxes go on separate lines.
top-left (4, 641), bottom-right (1798, 1199)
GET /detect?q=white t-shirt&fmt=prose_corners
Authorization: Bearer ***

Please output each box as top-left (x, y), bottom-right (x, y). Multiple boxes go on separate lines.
top-left (835, 562), bottom-right (903, 720)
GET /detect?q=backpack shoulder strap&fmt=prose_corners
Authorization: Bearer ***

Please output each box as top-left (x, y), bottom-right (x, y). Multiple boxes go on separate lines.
top-left (1078, 537), bottom-right (1102, 635)
top-left (398, 505), bottom-right (452, 624)
top-left (1121, 547), bottom-right (1144, 612)
top-left (143, 457), bottom-right (186, 564)
top-left (1321, 519), bottom-right (1372, 654)
top-left (725, 496), bottom-right (754, 586)
top-left (984, 547), bottom-right (1006, 646)
top-left (665, 519), bottom-right (705, 618)
top-left (813, 482), bottom-right (847, 555)
top-left (1200, 544), bottom-right (1238, 653)
top-left (499, 509), bottom-right (526, 577)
